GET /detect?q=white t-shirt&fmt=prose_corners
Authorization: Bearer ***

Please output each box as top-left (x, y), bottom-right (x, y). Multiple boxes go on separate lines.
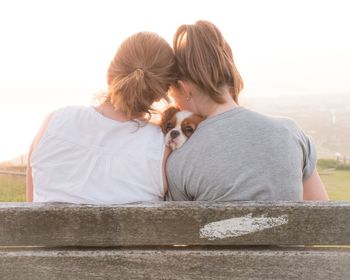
top-left (31, 106), bottom-right (165, 204)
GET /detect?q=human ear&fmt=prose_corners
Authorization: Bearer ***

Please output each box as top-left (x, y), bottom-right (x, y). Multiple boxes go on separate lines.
top-left (177, 80), bottom-right (192, 99)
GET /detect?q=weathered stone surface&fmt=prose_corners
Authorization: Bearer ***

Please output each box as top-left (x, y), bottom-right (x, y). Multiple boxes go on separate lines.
top-left (0, 201), bottom-right (349, 246)
top-left (0, 247), bottom-right (349, 280)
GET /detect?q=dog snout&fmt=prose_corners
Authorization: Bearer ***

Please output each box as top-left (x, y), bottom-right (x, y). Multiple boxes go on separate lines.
top-left (170, 130), bottom-right (180, 139)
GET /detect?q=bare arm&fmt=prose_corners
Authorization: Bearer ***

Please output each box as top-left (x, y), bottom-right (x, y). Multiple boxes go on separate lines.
top-left (303, 168), bottom-right (329, 201)
top-left (26, 113), bottom-right (53, 202)
top-left (26, 156), bottom-right (34, 202)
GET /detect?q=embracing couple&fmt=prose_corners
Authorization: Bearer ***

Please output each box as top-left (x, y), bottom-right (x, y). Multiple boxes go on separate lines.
top-left (26, 20), bottom-right (329, 204)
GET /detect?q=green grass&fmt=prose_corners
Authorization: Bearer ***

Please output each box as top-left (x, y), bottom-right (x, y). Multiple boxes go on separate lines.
top-left (317, 159), bottom-right (350, 200)
top-left (319, 170), bottom-right (350, 200)
top-left (0, 174), bottom-right (26, 202)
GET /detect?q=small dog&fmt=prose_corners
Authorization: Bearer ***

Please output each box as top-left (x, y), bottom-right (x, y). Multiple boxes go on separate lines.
top-left (160, 106), bottom-right (205, 150)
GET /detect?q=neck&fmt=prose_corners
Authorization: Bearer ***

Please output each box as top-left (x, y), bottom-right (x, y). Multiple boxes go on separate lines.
top-left (194, 88), bottom-right (238, 118)
top-left (95, 102), bottom-right (129, 122)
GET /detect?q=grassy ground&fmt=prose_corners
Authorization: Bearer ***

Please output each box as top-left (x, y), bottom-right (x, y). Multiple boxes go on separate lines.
top-left (317, 159), bottom-right (350, 200)
top-left (0, 165), bottom-right (349, 202)
top-left (0, 174), bottom-right (26, 202)
top-left (319, 170), bottom-right (350, 200)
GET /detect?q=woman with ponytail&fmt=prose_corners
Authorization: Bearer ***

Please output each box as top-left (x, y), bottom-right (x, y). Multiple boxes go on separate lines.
top-left (166, 20), bottom-right (328, 202)
top-left (26, 32), bottom-right (176, 204)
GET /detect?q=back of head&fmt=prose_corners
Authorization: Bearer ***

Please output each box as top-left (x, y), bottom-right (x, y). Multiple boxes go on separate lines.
top-left (107, 32), bottom-right (176, 120)
top-left (173, 20), bottom-right (243, 103)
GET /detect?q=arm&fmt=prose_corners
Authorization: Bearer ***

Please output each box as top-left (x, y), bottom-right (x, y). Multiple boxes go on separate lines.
top-left (26, 156), bottom-right (34, 202)
top-left (26, 113), bottom-right (53, 202)
top-left (303, 168), bottom-right (329, 201)
top-left (162, 147), bottom-right (172, 195)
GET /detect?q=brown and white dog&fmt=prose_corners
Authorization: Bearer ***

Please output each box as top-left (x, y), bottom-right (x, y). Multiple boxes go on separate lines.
top-left (160, 106), bottom-right (205, 150)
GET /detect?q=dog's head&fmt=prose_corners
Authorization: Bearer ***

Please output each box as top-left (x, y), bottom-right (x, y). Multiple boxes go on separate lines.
top-left (160, 106), bottom-right (205, 150)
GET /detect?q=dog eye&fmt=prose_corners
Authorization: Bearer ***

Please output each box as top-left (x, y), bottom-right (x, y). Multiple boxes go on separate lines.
top-left (166, 123), bottom-right (173, 132)
top-left (184, 126), bottom-right (194, 134)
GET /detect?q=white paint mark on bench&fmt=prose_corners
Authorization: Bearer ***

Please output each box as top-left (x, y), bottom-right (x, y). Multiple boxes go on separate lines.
top-left (200, 214), bottom-right (288, 240)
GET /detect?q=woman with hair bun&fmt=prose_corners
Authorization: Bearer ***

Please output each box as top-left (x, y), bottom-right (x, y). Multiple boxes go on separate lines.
top-left (26, 32), bottom-right (176, 204)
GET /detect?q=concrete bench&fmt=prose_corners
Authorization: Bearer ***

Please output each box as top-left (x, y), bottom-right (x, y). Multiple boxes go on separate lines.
top-left (1, 201), bottom-right (349, 279)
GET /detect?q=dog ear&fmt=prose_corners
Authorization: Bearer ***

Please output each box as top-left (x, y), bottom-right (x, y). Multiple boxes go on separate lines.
top-left (160, 106), bottom-right (180, 134)
top-left (192, 114), bottom-right (206, 124)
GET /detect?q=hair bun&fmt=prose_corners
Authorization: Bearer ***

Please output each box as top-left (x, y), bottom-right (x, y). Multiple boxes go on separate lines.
top-left (107, 32), bottom-right (177, 120)
top-left (133, 68), bottom-right (145, 79)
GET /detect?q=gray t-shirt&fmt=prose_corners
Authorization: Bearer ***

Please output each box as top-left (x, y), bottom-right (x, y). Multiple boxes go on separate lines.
top-left (166, 107), bottom-right (316, 201)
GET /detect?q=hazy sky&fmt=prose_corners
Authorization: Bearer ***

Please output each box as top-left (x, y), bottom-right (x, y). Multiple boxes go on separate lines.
top-left (0, 0), bottom-right (349, 162)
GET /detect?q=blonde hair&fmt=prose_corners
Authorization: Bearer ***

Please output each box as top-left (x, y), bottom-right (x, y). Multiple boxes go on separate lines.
top-left (107, 32), bottom-right (176, 120)
top-left (173, 20), bottom-right (243, 103)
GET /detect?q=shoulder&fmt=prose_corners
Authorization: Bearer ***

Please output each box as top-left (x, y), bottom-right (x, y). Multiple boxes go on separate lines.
top-left (192, 107), bottom-right (297, 137)
top-left (196, 107), bottom-right (287, 131)
top-left (48, 105), bottom-right (86, 123)
top-left (48, 105), bottom-right (90, 128)
top-left (147, 123), bottom-right (164, 144)
top-left (143, 121), bottom-right (163, 134)
top-left (30, 105), bottom-right (87, 145)
top-left (247, 111), bottom-right (314, 153)
top-left (237, 108), bottom-right (304, 135)
top-left (134, 121), bottom-right (164, 141)
top-left (52, 105), bottom-right (89, 118)
top-left (239, 108), bottom-right (298, 129)
top-left (270, 115), bottom-right (306, 138)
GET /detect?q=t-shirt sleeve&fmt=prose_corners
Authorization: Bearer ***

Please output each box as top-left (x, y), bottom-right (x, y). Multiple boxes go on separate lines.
top-left (165, 153), bottom-right (191, 201)
top-left (301, 134), bottom-right (317, 180)
top-left (294, 124), bottom-right (317, 181)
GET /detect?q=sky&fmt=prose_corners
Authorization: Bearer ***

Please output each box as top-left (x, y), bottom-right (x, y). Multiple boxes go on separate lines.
top-left (0, 0), bottom-right (349, 162)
